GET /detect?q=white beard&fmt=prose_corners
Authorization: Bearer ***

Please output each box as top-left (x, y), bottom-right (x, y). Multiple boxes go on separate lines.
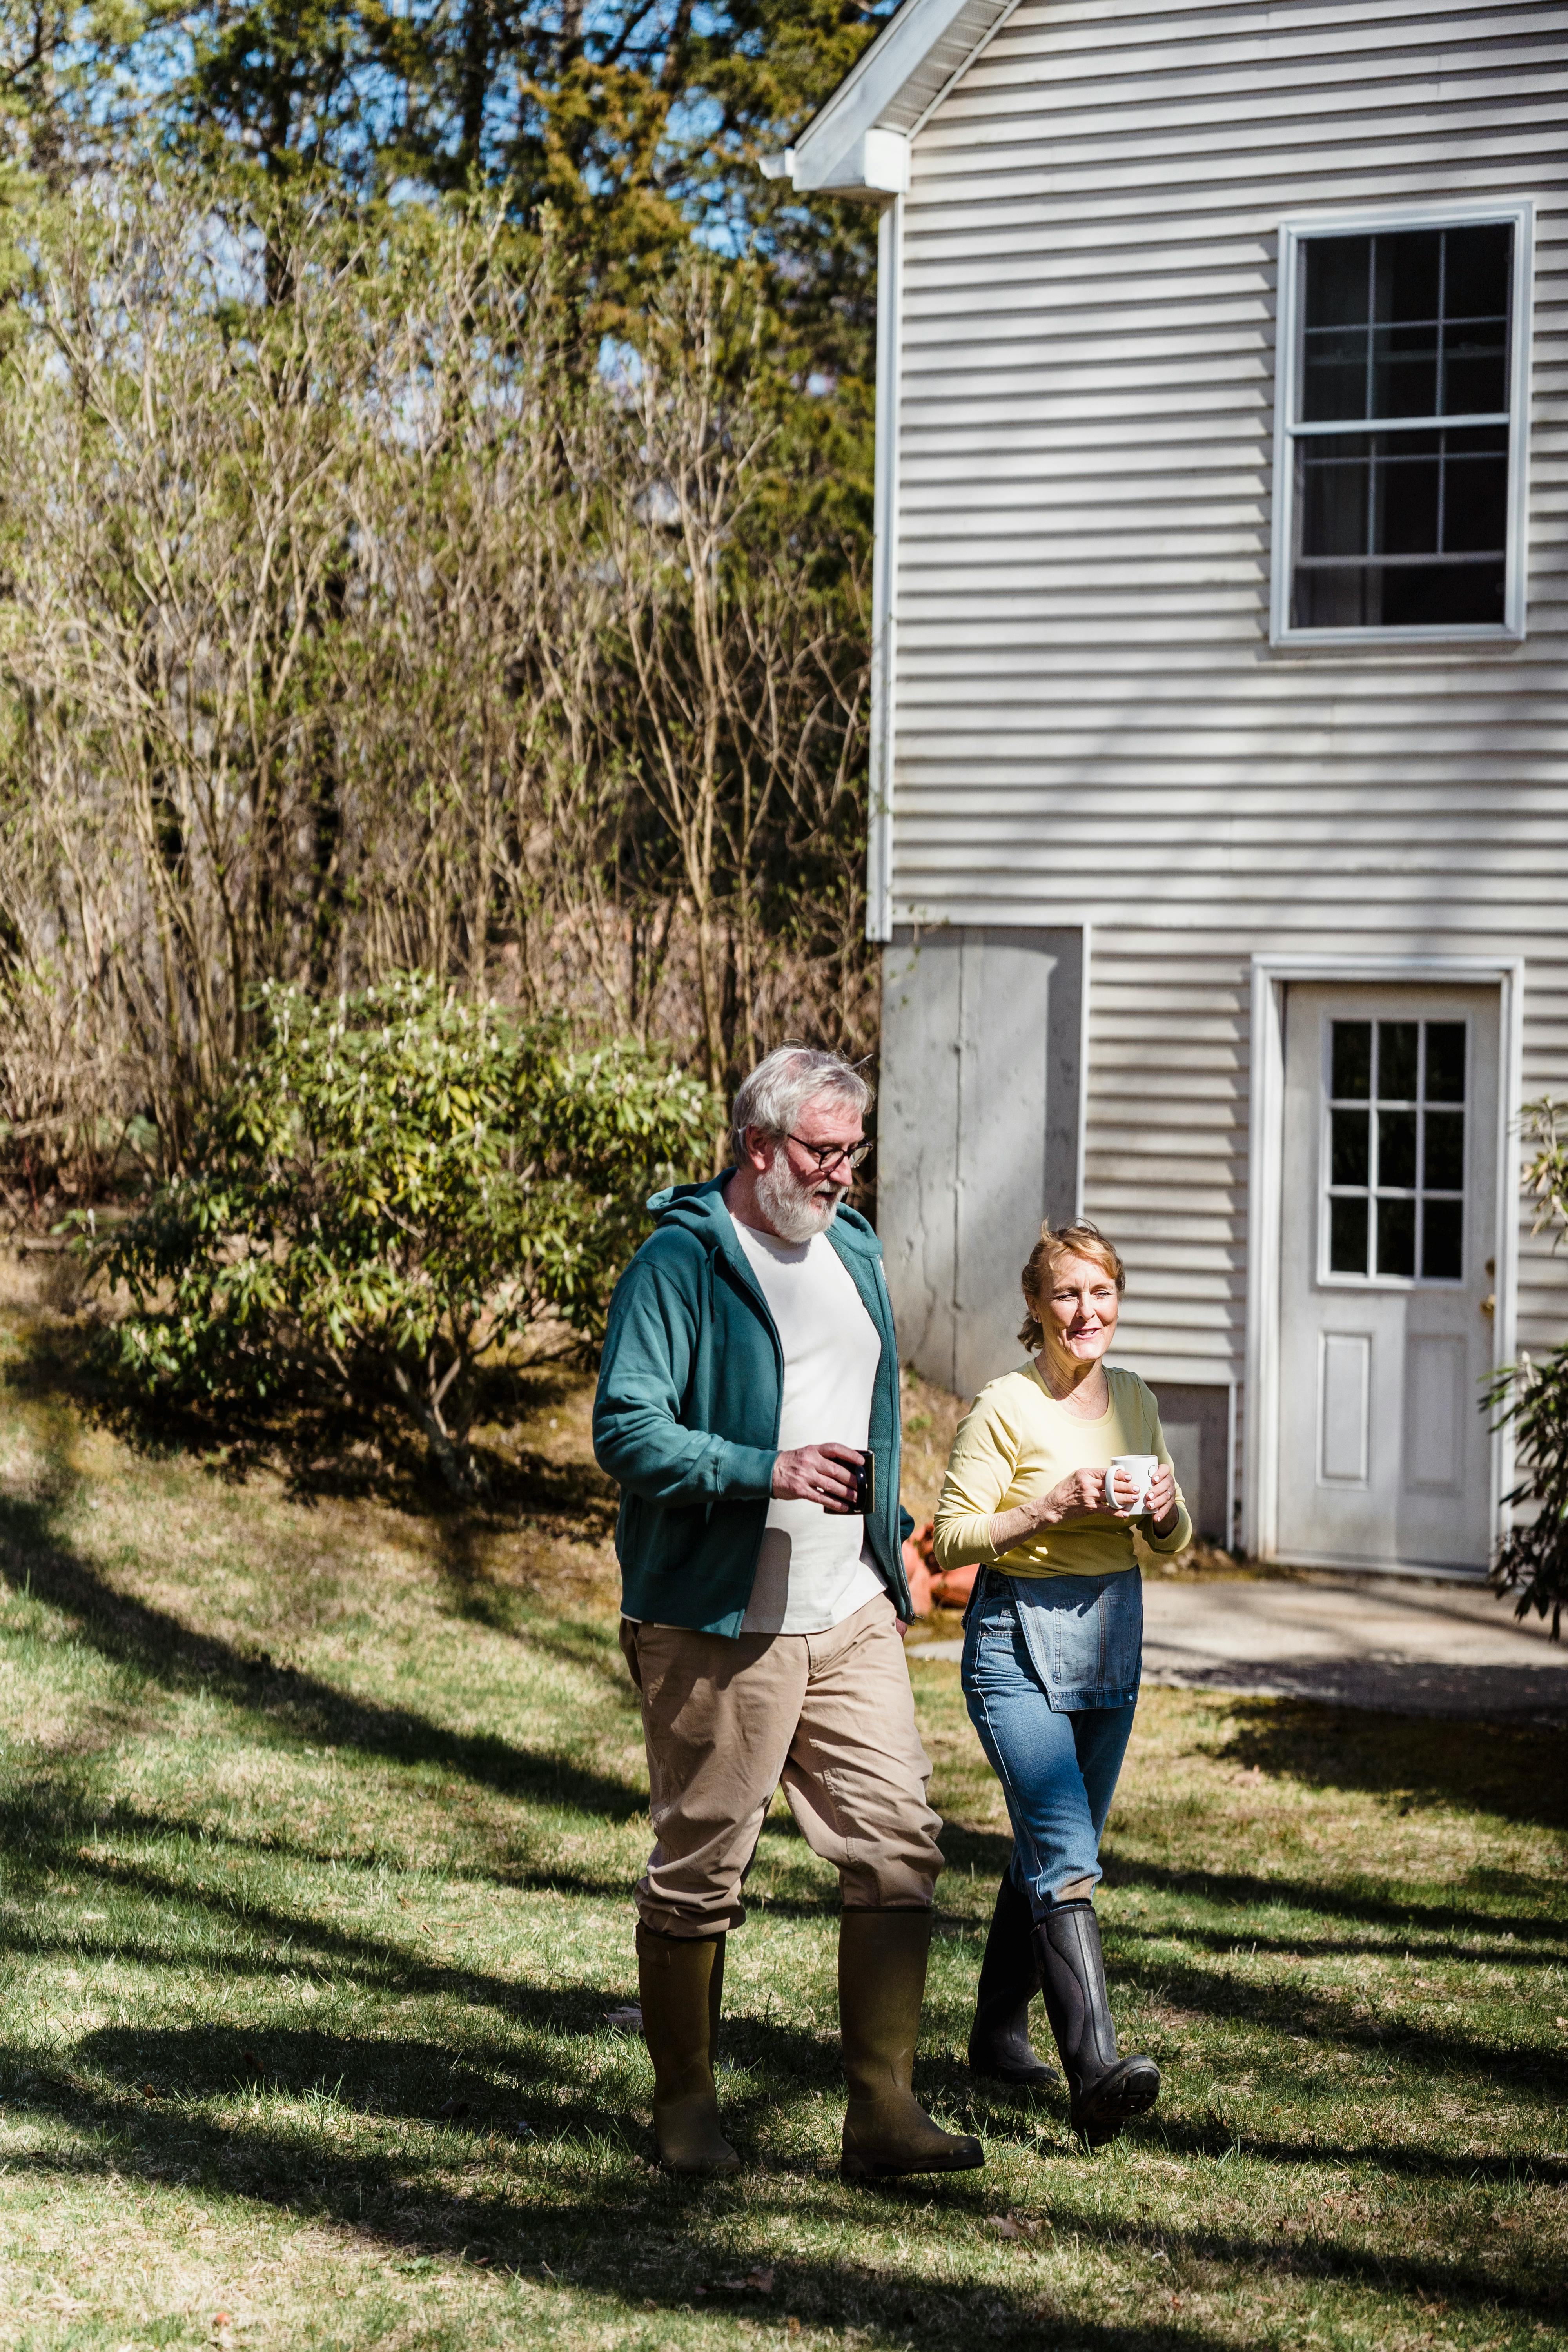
top-left (755, 1149), bottom-right (848, 1245)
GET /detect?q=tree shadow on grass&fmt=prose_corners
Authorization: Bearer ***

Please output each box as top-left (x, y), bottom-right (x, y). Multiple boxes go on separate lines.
top-left (1104, 1908), bottom-right (1566, 1969)
top-left (1097, 1854), bottom-right (1568, 1952)
top-left (1, 1769), bottom-right (1559, 2338)
top-left (74, 2021), bottom-right (649, 2146)
top-left (0, 1487), bottom-right (647, 1824)
top-left (1114, 1943), bottom-right (1568, 2103)
top-left (7, 1314), bottom-right (610, 1529)
top-left (1130, 2108), bottom-right (1568, 2187)
top-left (4, 2034), bottom-right (1561, 2347)
top-left (17, 1783), bottom-right (1563, 2210)
top-left (1215, 1697), bottom-right (1568, 1833)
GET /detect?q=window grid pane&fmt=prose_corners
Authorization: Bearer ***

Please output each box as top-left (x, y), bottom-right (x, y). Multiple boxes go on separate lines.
top-left (1325, 1017), bottom-right (1466, 1284)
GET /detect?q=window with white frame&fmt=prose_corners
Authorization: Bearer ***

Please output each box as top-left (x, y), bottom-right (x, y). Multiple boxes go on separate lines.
top-left (1272, 206), bottom-right (1532, 642)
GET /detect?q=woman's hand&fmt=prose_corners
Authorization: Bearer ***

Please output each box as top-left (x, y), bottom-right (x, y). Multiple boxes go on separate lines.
top-left (1144, 1462), bottom-right (1180, 1539)
top-left (987, 1468), bottom-right (1113, 1556)
top-left (1038, 1468), bottom-right (1116, 1528)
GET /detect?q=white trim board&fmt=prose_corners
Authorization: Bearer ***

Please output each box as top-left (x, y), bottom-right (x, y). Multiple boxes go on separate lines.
top-left (866, 195), bottom-right (903, 947)
top-left (1242, 952), bottom-right (1525, 1567)
top-left (1074, 920), bottom-right (1092, 1218)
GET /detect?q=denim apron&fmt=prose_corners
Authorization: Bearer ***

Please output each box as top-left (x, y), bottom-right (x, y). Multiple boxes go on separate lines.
top-left (964, 1563), bottom-right (1143, 1711)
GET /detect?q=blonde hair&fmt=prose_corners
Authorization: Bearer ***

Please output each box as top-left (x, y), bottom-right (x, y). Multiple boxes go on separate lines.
top-left (1018, 1220), bottom-right (1126, 1351)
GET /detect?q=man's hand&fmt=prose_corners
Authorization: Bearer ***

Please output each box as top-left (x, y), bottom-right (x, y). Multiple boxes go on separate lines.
top-left (772, 1442), bottom-right (863, 1513)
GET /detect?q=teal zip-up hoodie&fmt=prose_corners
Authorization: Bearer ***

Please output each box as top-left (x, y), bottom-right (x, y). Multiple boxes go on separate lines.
top-left (593, 1172), bottom-right (914, 1636)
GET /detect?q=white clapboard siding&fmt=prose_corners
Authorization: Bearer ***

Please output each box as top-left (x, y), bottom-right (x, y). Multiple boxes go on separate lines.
top-left (891, 0), bottom-right (1568, 1468)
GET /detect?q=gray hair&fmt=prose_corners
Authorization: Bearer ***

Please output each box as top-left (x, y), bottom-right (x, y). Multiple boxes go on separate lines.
top-left (730, 1045), bottom-right (871, 1162)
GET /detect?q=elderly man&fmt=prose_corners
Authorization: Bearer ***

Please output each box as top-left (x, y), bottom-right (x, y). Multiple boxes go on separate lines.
top-left (593, 1045), bottom-right (982, 2184)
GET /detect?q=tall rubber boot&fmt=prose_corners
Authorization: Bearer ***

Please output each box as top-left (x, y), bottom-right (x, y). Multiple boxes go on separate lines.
top-left (1033, 1899), bottom-right (1160, 2147)
top-left (838, 1908), bottom-right (985, 2182)
top-left (635, 1922), bottom-right (740, 2176)
top-left (967, 1872), bottom-right (1058, 2087)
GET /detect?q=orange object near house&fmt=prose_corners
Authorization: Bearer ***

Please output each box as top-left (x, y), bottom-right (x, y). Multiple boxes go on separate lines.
top-left (900, 1521), bottom-right (978, 1618)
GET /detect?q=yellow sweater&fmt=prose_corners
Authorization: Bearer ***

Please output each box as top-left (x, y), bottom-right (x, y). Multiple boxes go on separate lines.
top-left (934, 1361), bottom-right (1192, 1580)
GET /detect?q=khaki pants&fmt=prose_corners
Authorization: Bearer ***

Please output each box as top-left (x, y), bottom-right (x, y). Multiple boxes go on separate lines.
top-left (621, 1592), bottom-right (943, 1936)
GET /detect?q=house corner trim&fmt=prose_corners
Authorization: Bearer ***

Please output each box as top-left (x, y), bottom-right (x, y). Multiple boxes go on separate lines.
top-left (866, 194), bottom-right (903, 945)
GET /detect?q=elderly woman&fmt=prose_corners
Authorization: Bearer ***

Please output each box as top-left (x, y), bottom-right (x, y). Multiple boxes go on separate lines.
top-left (933, 1220), bottom-right (1191, 2145)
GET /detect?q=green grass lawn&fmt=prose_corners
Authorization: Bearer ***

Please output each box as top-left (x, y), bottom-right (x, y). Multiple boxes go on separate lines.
top-left (0, 1296), bottom-right (1563, 2351)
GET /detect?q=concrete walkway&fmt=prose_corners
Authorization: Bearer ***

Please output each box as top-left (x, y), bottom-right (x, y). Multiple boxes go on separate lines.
top-left (906, 1573), bottom-right (1568, 1719)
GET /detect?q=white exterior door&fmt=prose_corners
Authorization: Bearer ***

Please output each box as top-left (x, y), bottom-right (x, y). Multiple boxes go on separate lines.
top-left (1276, 984), bottom-right (1499, 1573)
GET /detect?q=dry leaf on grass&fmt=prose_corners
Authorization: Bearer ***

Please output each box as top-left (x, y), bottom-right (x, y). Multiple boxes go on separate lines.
top-left (985, 2212), bottom-right (1046, 2242)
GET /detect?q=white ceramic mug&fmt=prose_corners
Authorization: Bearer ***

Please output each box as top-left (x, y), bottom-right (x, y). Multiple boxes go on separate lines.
top-left (1104, 1454), bottom-right (1159, 1514)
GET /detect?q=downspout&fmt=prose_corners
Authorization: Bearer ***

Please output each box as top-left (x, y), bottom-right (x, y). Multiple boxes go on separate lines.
top-left (866, 192), bottom-right (903, 945)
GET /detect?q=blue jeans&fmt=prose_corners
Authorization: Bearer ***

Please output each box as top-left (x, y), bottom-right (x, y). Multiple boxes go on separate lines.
top-left (961, 1568), bottom-right (1141, 1916)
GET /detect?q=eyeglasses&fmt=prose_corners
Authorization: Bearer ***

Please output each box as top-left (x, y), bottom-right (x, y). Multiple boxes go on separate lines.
top-left (784, 1133), bottom-right (871, 1173)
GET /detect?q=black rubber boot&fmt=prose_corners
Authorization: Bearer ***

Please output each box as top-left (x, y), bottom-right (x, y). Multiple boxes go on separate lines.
top-left (967, 1873), bottom-right (1058, 2087)
top-left (1033, 1900), bottom-right (1160, 2146)
top-left (636, 1923), bottom-right (740, 2176)
top-left (838, 1908), bottom-right (986, 2182)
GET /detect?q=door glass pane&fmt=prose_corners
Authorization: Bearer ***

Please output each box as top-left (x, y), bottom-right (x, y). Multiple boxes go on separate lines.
top-left (1424, 1108), bottom-right (1465, 1191)
top-left (1425, 1023), bottom-right (1466, 1101)
top-left (1331, 1108), bottom-right (1370, 1186)
top-left (1332, 1021), bottom-right (1372, 1098)
top-left (1330, 1194), bottom-right (1369, 1275)
top-left (1376, 1194), bottom-right (1416, 1277)
top-left (1422, 1196), bottom-right (1464, 1280)
top-left (1378, 1108), bottom-right (1417, 1190)
top-left (1377, 1021), bottom-right (1418, 1100)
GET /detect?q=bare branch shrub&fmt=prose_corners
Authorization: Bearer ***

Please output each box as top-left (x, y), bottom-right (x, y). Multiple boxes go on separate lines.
top-left (0, 170), bottom-right (875, 1199)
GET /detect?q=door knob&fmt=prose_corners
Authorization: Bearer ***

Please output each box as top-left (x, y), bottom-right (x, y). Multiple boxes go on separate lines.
top-left (1479, 1292), bottom-right (1495, 1318)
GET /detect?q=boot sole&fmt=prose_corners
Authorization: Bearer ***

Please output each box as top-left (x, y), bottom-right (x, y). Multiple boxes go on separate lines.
top-left (967, 2031), bottom-right (1059, 2088)
top-left (657, 2150), bottom-right (742, 2178)
top-left (968, 2042), bottom-right (1067, 2098)
top-left (1074, 2059), bottom-right (1161, 2147)
top-left (842, 2138), bottom-right (985, 2182)
top-left (967, 2056), bottom-right (1060, 2089)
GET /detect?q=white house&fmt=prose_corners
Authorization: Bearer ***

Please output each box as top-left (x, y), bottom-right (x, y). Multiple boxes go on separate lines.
top-left (765, 0), bottom-right (1568, 1576)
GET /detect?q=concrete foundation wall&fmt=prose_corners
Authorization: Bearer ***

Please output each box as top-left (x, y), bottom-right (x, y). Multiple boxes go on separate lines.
top-left (1152, 1381), bottom-right (1233, 1548)
top-left (878, 926), bottom-right (1085, 1401)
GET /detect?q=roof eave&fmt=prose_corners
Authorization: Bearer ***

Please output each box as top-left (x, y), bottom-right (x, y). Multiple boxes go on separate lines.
top-left (759, 0), bottom-right (1017, 200)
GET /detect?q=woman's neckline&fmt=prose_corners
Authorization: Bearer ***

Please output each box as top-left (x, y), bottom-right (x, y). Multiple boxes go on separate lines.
top-left (1027, 1357), bottom-right (1114, 1423)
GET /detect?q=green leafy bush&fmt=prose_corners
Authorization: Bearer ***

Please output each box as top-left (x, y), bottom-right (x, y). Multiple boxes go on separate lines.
top-left (1487, 1350), bottom-right (1568, 1638)
top-left (88, 977), bottom-right (720, 1495)
top-left (1489, 1097), bottom-right (1568, 1636)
